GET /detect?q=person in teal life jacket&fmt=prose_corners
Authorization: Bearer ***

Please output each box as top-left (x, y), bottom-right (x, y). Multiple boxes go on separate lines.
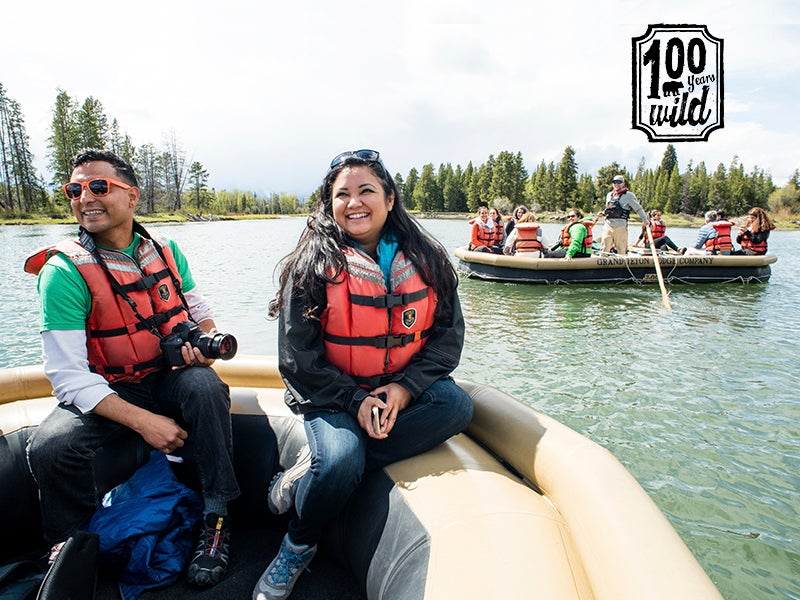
top-left (733, 206), bottom-right (775, 255)
top-left (24, 149), bottom-right (239, 588)
top-left (254, 149), bottom-right (473, 600)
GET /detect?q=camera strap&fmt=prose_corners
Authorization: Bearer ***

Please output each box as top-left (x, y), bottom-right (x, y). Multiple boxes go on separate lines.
top-left (79, 224), bottom-right (186, 341)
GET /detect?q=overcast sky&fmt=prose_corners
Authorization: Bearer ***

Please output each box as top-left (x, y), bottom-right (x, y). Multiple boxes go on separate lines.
top-left (3, 0), bottom-right (798, 197)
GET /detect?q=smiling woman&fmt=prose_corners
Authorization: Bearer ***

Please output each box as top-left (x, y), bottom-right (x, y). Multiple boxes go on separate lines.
top-left (254, 149), bottom-right (474, 600)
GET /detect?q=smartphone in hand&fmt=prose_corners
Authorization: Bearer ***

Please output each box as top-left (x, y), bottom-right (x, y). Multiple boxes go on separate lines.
top-left (372, 406), bottom-right (381, 435)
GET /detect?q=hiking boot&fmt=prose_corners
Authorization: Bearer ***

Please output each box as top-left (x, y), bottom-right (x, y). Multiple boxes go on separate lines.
top-left (253, 534), bottom-right (317, 600)
top-left (268, 445), bottom-right (312, 515)
top-left (187, 513), bottom-right (231, 587)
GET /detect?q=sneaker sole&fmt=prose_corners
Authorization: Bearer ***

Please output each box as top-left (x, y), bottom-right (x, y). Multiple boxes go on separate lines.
top-left (268, 445), bottom-right (312, 515)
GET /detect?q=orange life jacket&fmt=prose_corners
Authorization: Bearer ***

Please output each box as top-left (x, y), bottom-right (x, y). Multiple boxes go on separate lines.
top-left (470, 219), bottom-right (495, 249)
top-left (513, 223), bottom-right (543, 253)
top-left (321, 247), bottom-right (436, 388)
top-left (740, 231), bottom-right (768, 254)
top-left (650, 220), bottom-right (666, 238)
top-left (25, 231), bottom-right (190, 383)
top-left (559, 221), bottom-right (593, 251)
top-left (705, 220), bottom-right (734, 253)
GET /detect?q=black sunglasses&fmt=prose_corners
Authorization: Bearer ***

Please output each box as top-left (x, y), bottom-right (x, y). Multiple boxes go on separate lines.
top-left (612, 179), bottom-right (624, 184)
top-left (329, 149), bottom-right (386, 172)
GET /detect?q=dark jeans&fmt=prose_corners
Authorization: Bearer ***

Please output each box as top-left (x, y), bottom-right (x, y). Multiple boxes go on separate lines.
top-left (27, 367), bottom-right (239, 543)
top-left (653, 235), bottom-right (679, 251)
top-left (288, 378), bottom-right (473, 546)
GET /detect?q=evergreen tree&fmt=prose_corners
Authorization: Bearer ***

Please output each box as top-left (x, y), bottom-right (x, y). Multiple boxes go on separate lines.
top-left (412, 164), bottom-right (438, 212)
top-left (404, 167), bottom-right (419, 209)
top-left (708, 163), bottom-right (729, 212)
top-left (188, 161), bottom-right (209, 210)
top-left (660, 144), bottom-right (678, 174)
top-left (554, 146), bottom-right (578, 211)
top-left (47, 89), bottom-right (80, 187)
top-left (77, 97), bottom-right (108, 149)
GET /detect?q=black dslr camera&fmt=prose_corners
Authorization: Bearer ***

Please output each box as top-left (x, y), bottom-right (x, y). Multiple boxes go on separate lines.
top-left (160, 321), bottom-right (238, 367)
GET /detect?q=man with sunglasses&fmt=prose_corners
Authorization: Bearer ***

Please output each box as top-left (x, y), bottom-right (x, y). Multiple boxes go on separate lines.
top-left (24, 149), bottom-right (239, 589)
top-left (597, 175), bottom-right (649, 255)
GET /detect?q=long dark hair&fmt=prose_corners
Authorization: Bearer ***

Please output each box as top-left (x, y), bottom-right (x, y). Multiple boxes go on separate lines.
top-left (268, 156), bottom-right (458, 319)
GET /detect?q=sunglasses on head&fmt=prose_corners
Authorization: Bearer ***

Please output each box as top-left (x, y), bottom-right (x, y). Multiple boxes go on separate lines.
top-left (62, 178), bottom-right (133, 199)
top-left (329, 149), bottom-right (386, 171)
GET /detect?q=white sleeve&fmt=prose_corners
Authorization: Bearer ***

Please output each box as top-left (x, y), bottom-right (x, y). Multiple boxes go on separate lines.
top-left (42, 330), bottom-right (114, 414)
top-left (185, 289), bottom-right (215, 324)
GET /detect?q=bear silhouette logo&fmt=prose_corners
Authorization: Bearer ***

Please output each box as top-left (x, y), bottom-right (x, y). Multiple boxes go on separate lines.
top-left (662, 81), bottom-right (684, 96)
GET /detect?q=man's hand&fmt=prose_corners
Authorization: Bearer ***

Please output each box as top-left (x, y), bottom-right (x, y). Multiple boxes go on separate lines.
top-left (136, 412), bottom-right (188, 454)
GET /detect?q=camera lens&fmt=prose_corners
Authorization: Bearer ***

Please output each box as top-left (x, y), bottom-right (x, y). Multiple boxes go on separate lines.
top-left (196, 332), bottom-right (238, 360)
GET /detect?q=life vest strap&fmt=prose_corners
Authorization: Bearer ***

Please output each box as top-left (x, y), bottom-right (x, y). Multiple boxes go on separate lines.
top-left (90, 355), bottom-right (164, 376)
top-left (324, 328), bottom-right (431, 349)
top-left (89, 305), bottom-right (185, 338)
top-left (350, 288), bottom-right (428, 309)
top-left (116, 268), bottom-right (171, 293)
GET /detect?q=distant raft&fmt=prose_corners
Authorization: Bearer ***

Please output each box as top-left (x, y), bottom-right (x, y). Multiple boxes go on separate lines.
top-left (454, 246), bottom-right (777, 284)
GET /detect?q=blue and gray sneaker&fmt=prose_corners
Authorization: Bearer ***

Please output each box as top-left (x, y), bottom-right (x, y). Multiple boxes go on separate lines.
top-left (267, 445), bottom-right (312, 515)
top-left (252, 534), bottom-right (317, 600)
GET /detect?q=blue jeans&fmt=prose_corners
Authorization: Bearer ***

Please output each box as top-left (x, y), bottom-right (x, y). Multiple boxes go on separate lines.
top-left (288, 378), bottom-right (473, 546)
top-left (27, 366), bottom-right (240, 543)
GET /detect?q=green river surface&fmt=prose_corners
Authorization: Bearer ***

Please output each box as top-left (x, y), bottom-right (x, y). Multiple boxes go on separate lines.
top-left (2, 218), bottom-right (798, 599)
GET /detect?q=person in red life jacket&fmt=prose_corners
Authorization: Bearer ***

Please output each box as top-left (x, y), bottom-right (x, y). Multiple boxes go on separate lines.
top-left (690, 209), bottom-right (733, 254)
top-left (709, 208), bottom-right (734, 254)
top-left (543, 209), bottom-right (593, 259)
top-left (596, 175), bottom-right (649, 255)
top-left (634, 210), bottom-right (686, 254)
top-left (469, 205), bottom-right (497, 252)
top-left (24, 149), bottom-right (239, 588)
top-left (734, 207), bottom-right (775, 255)
top-left (488, 206), bottom-right (507, 250)
top-left (255, 149), bottom-right (473, 600)
top-left (504, 211), bottom-right (544, 256)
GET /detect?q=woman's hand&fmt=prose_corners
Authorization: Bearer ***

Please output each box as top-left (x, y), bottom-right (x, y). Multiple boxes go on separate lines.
top-left (369, 382), bottom-right (412, 437)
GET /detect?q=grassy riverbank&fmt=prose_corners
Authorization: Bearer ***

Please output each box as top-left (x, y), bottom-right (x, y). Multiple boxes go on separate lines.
top-left (2, 210), bottom-right (798, 229)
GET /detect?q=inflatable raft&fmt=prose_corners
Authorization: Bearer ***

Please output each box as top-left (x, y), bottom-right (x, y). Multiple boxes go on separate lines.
top-left (0, 355), bottom-right (722, 599)
top-left (454, 246), bottom-right (777, 284)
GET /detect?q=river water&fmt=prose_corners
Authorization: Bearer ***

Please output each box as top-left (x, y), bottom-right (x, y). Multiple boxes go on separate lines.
top-left (2, 218), bottom-right (798, 599)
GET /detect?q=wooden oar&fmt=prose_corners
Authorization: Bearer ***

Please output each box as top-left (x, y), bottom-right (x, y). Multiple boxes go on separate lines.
top-left (645, 225), bottom-right (672, 309)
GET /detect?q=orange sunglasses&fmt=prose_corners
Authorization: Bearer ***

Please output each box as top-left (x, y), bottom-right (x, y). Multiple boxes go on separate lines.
top-left (62, 178), bottom-right (133, 199)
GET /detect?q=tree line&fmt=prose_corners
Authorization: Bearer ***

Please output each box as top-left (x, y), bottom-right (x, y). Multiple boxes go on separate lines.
top-left (1, 80), bottom-right (798, 218)
top-left (390, 145), bottom-right (800, 218)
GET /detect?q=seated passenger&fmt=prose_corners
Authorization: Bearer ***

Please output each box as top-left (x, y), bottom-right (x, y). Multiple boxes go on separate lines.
top-left (469, 205), bottom-right (501, 253)
top-left (733, 206), bottom-right (775, 255)
top-left (488, 207), bottom-right (506, 251)
top-left (506, 205), bottom-right (528, 236)
top-left (689, 210), bottom-right (732, 255)
top-left (504, 212), bottom-right (543, 256)
top-left (543, 209), bottom-right (593, 258)
top-left (635, 210), bottom-right (686, 254)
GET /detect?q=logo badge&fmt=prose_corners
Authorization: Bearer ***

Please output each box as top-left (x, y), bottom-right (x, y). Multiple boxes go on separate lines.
top-left (632, 24), bottom-right (724, 141)
top-left (158, 283), bottom-right (171, 302)
top-left (402, 308), bottom-right (417, 329)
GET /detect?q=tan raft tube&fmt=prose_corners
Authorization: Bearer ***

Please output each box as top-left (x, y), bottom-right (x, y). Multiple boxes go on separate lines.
top-left (454, 245), bottom-right (778, 270)
top-left (0, 355), bottom-right (722, 600)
